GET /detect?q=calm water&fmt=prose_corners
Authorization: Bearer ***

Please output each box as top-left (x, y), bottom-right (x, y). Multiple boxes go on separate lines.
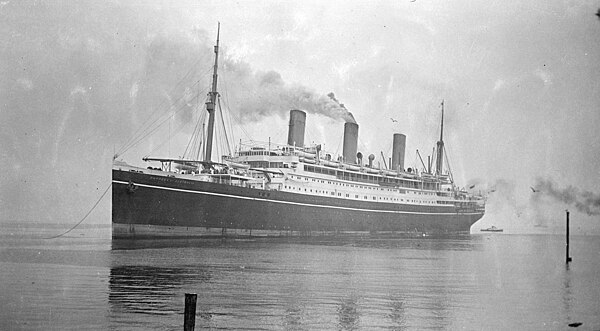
top-left (1, 223), bottom-right (599, 330)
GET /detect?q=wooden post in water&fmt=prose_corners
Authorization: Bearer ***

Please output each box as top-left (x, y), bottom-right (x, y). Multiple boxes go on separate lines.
top-left (184, 293), bottom-right (197, 331)
top-left (566, 210), bottom-right (572, 264)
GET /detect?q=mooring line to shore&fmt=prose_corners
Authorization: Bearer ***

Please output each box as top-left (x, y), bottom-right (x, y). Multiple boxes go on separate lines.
top-left (43, 183), bottom-right (112, 240)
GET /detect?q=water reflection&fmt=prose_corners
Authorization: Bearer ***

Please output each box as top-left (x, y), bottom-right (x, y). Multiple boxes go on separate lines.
top-left (108, 265), bottom-right (211, 315)
top-left (292, 235), bottom-right (481, 252)
top-left (111, 234), bottom-right (480, 251)
top-left (283, 305), bottom-right (303, 329)
top-left (280, 284), bottom-right (307, 329)
top-left (562, 265), bottom-right (573, 323)
top-left (387, 293), bottom-right (407, 329)
top-left (106, 235), bottom-right (478, 329)
top-left (337, 295), bottom-right (360, 330)
top-left (111, 238), bottom-right (229, 250)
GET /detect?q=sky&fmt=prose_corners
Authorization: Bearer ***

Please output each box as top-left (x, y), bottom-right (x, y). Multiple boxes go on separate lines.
top-left (1, 0), bottom-right (599, 233)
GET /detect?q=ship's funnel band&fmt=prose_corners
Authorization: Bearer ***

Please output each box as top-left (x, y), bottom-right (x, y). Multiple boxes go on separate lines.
top-left (342, 122), bottom-right (359, 164)
top-left (392, 133), bottom-right (406, 172)
top-left (287, 109), bottom-right (306, 147)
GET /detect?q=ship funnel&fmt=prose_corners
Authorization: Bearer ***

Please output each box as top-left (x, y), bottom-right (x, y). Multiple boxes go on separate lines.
top-left (391, 133), bottom-right (406, 172)
top-left (287, 109), bottom-right (306, 147)
top-left (342, 122), bottom-right (359, 164)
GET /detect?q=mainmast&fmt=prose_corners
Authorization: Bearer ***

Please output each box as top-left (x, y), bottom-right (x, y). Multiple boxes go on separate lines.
top-left (204, 23), bottom-right (220, 162)
top-left (435, 100), bottom-right (444, 176)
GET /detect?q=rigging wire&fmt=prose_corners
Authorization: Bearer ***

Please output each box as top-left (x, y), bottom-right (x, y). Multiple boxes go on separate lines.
top-left (195, 110), bottom-right (208, 160)
top-left (357, 136), bottom-right (370, 157)
top-left (216, 120), bottom-right (223, 161)
top-left (221, 90), bottom-right (254, 143)
top-left (412, 151), bottom-right (419, 171)
top-left (217, 97), bottom-right (232, 155)
top-left (146, 101), bottom-right (202, 158)
top-left (119, 90), bottom-right (207, 158)
top-left (116, 69), bottom-right (213, 158)
top-left (334, 130), bottom-right (343, 158)
top-left (122, 63), bottom-right (200, 145)
top-left (220, 74), bottom-right (254, 144)
top-left (43, 183), bottom-right (112, 240)
top-left (130, 65), bottom-right (213, 148)
top-left (223, 93), bottom-right (237, 153)
top-left (182, 108), bottom-right (206, 159)
top-left (183, 99), bottom-right (208, 160)
top-left (117, 59), bottom-right (209, 155)
top-left (118, 87), bottom-right (198, 156)
top-left (443, 144), bottom-right (455, 185)
top-left (118, 84), bottom-right (206, 155)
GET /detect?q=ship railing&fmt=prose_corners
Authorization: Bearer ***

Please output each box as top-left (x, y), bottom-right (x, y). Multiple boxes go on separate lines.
top-left (237, 140), bottom-right (314, 157)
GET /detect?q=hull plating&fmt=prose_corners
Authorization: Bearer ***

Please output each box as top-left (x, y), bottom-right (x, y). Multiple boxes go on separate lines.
top-left (112, 169), bottom-right (483, 238)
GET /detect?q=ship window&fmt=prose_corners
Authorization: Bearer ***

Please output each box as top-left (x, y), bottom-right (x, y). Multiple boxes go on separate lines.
top-left (355, 195), bottom-right (359, 198)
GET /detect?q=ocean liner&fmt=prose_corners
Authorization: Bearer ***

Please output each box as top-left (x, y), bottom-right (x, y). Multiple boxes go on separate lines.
top-left (112, 26), bottom-right (485, 239)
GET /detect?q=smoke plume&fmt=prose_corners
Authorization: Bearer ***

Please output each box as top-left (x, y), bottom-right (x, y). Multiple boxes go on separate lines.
top-left (223, 69), bottom-right (355, 123)
top-left (327, 92), bottom-right (356, 123)
top-left (532, 177), bottom-right (600, 216)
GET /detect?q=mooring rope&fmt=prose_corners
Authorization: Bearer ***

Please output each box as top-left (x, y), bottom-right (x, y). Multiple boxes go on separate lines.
top-left (43, 183), bottom-right (112, 240)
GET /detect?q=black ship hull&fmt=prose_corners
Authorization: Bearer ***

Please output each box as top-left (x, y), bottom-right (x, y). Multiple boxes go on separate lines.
top-left (112, 169), bottom-right (483, 239)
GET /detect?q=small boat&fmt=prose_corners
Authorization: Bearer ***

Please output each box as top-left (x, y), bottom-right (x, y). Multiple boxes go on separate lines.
top-left (480, 226), bottom-right (503, 232)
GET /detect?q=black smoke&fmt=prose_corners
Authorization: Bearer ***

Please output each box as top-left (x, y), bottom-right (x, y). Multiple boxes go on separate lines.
top-left (222, 68), bottom-right (356, 123)
top-left (533, 177), bottom-right (600, 216)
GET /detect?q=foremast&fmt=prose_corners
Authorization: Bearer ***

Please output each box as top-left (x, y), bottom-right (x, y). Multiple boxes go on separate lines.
top-left (204, 23), bottom-right (220, 162)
